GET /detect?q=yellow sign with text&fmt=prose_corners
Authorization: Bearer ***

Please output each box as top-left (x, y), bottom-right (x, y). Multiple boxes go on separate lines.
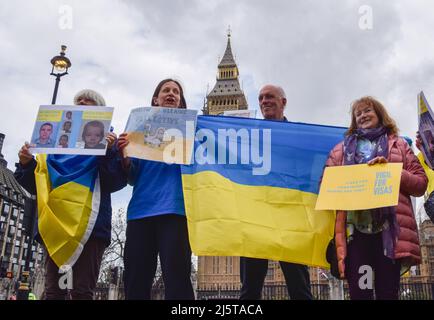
top-left (315, 163), bottom-right (403, 211)
top-left (82, 111), bottom-right (113, 120)
top-left (36, 110), bottom-right (62, 122)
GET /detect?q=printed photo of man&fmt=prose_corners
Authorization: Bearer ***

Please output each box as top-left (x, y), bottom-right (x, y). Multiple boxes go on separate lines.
top-left (33, 122), bottom-right (55, 147)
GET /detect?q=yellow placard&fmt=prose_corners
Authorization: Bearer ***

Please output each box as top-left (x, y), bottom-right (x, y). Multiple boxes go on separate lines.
top-left (36, 110), bottom-right (62, 122)
top-left (315, 163), bottom-right (403, 211)
top-left (82, 111), bottom-right (113, 120)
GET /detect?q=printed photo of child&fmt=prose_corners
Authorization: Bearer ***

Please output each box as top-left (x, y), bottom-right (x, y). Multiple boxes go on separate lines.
top-left (81, 120), bottom-right (106, 149)
top-left (61, 121), bottom-right (72, 134)
top-left (58, 134), bottom-right (69, 148)
top-left (65, 110), bottom-right (72, 120)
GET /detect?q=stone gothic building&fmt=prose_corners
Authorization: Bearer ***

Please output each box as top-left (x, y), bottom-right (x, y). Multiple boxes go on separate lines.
top-left (202, 31), bottom-right (248, 115)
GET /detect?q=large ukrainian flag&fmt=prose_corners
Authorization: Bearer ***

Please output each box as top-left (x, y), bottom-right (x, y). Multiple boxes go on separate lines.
top-left (35, 154), bottom-right (100, 268)
top-left (181, 115), bottom-right (346, 268)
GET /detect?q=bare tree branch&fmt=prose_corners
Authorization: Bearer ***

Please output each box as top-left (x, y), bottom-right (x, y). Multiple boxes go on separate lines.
top-left (98, 208), bottom-right (127, 283)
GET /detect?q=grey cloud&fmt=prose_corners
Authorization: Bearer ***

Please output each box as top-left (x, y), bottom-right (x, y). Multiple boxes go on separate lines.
top-left (1, 1), bottom-right (434, 214)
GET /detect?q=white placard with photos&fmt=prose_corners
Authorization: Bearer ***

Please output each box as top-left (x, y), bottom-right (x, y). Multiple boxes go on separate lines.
top-left (29, 105), bottom-right (114, 155)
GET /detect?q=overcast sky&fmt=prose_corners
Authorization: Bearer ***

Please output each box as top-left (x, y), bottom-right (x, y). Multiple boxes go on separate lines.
top-left (1, 0), bottom-right (433, 218)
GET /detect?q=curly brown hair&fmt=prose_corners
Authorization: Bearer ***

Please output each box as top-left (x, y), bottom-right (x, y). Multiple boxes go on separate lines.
top-left (346, 96), bottom-right (399, 136)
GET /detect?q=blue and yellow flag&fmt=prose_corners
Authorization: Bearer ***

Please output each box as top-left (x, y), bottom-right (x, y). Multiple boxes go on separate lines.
top-left (35, 154), bottom-right (100, 268)
top-left (181, 115), bottom-right (346, 268)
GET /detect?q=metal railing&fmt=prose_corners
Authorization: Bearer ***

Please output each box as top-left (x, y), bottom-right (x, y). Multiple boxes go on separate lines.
top-left (94, 282), bottom-right (434, 300)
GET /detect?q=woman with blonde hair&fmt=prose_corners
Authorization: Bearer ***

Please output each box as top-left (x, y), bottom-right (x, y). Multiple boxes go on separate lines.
top-left (323, 96), bottom-right (427, 299)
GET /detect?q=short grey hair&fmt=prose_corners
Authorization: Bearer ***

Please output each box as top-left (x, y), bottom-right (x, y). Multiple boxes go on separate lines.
top-left (261, 84), bottom-right (286, 99)
top-left (275, 86), bottom-right (286, 99)
top-left (73, 89), bottom-right (106, 106)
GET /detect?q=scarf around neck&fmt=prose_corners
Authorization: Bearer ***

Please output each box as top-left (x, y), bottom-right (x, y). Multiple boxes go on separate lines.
top-left (344, 126), bottom-right (388, 165)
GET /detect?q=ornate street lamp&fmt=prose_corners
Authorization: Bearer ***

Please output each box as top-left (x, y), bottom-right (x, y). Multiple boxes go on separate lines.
top-left (50, 45), bottom-right (71, 104)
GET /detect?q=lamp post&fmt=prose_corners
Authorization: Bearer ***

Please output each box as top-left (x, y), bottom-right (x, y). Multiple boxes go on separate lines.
top-left (50, 45), bottom-right (71, 105)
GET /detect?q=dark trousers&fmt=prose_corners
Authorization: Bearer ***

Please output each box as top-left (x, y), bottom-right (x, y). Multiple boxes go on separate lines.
top-left (345, 229), bottom-right (401, 300)
top-left (123, 214), bottom-right (194, 300)
top-left (240, 257), bottom-right (313, 300)
top-left (45, 237), bottom-right (106, 300)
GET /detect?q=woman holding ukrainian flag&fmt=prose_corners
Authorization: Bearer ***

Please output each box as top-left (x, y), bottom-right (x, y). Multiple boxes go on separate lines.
top-left (15, 89), bottom-right (127, 300)
top-left (117, 79), bottom-right (194, 300)
top-left (324, 96), bottom-right (427, 300)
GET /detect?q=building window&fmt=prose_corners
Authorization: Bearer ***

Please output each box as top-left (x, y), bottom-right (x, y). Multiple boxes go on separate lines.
top-left (266, 268), bottom-right (274, 281)
top-left (9, 225), bottom-right (16, 235)
top-left (3, 203), bottom-right (10, 214)
top-left (212, 257), bottom-right (220, 274)
top-left (226, 257), bottom-right (232, 274)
